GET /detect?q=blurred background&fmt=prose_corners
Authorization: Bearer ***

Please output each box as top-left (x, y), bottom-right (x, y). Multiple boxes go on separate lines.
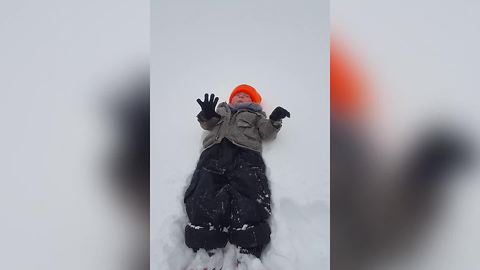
top-left (331, 1), bottom-right (479, 269)
top-left (1, 0), bottom-right (480, 269)
top-left (0, 1), bottom-right (149, 269)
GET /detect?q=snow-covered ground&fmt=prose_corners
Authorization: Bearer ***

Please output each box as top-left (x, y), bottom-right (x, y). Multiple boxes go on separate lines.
top-left (151, 1), bottom-right (330, 269)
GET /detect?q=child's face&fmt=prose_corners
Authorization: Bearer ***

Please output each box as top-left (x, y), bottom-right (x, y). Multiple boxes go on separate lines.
top-left (231, 92), bottom-right (252, 104)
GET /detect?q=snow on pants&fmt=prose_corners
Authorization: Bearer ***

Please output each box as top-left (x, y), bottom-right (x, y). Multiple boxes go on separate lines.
top-left (184, 139), bottom-right (271, 256)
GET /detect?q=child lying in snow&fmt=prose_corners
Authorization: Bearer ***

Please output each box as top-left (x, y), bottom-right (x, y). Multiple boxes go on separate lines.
top-left (184, 84), bottom-right (290, 270)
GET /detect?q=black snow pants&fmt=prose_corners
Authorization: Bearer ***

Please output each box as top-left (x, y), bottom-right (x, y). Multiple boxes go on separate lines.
top-left (184, 139), bottom-right (271, 258)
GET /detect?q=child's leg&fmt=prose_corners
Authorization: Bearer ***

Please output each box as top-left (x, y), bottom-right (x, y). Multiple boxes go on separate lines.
top-left (227, 151), bottom-right (272, 257)
top-left (184, 166), bottom-right (231, 251)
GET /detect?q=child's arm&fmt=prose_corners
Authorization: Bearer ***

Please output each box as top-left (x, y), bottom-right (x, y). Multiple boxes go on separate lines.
top-left (258, 116), bottom-right (282, 140)
top-left (197, 111), bottom-right (220, 130)
top-left (258, 106), bottom-right (290, 140)
top-left (196, 93), bottom-right (221, 130)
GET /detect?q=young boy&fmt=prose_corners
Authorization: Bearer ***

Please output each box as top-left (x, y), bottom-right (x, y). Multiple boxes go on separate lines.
top-left (184, 84), bottom-right (290, 270)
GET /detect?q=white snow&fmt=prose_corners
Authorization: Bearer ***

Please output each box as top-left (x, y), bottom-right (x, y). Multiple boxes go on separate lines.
top-left (151, 0), bottom-right (329, 269)
top-left (186, 248), bottom-right (224, 270)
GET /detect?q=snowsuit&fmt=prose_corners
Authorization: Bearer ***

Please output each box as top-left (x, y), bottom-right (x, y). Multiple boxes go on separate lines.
top-left (184, 102), bottom-right (282, 257)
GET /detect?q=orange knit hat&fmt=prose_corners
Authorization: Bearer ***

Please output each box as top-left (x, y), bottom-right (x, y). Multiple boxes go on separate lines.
top-left (229, 84), bottom-right (262, 104)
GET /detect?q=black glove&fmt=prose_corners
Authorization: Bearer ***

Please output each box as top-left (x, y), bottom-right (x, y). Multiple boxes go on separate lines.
top-left (196, 93), bottom-right (220, 120)
top-left (269, 106), bottom-right (290, 121)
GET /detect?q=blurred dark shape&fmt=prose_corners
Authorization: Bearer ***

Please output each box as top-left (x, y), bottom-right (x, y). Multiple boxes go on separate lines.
top-left (331, 119), bottom-right (469, 269)
top-left (113, 84), bottom-right (150, 208)
top-left (330, 40), bottom-right (470, 269)
top-left (110, 70), bottom-right (149, 270)
top-left (405, 128), bottom-right (469, 189)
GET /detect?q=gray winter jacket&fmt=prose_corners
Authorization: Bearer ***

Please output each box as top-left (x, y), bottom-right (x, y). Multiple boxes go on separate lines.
top-left (198, 102), bottom-right (282, 152)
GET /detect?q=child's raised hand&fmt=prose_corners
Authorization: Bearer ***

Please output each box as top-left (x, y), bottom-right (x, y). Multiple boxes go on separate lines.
top-left (196, 93), bottom-right (219, 119)
top-left (269, 106), bottom-right (290, 121)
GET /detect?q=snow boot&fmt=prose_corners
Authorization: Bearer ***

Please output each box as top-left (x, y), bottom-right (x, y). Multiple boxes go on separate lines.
top-left (186, 248), bottom-right (224, 270)
top-left (234, 247), bottom-right (266, 270)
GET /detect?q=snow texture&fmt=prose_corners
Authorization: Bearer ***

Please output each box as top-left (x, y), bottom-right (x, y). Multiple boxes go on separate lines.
top-left (151, 1), bottom-right (329, 269)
